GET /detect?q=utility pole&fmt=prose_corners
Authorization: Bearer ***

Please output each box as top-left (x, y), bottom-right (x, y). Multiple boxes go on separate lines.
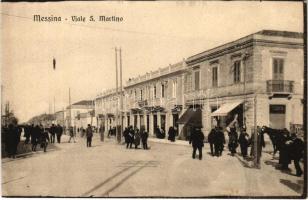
top-left (69, 88), bottom-right (71, 128)
top-left (54, 96), bottom-right (56, 114)
top-left (119, 47), bottom-right (123, 143)
top-left (253, 94), bottom-right (259, 168)
top-left (115, 47), bottom-right (119, 143)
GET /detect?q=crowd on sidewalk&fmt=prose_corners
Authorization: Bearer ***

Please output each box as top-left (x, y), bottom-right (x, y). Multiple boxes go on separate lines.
top-left (2, 116), bottom-right (304, 178)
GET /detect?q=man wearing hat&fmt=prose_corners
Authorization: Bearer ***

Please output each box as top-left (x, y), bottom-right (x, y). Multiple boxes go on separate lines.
top-left (189, 126), bottom-right (205, 160)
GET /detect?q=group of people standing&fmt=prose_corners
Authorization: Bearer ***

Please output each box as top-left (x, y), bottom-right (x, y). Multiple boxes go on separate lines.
top-left (123, 126), bottom-right (149, 150)
top-left (2, 122), bottom-right (64, 158)
top-left (24, 123), bottom-right (64, 152)
top-left (2, 121), bottom-right (22, 158)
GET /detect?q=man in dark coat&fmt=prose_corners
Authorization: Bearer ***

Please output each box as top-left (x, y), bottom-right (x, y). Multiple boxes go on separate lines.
top-left (123, 127), bottom-right (130, 148)
top-left (6, 123), bottom-right (21, 158)
top-left (49, 124), bottom-right (56, 143)
top-left (207, 127), bottom-right (216, 156)
top-left (215, 126), bottom-right (225, 157)
top-left (140, 127), bottom-right (149, 150)
top-left (24, 125), bottom-right (31, 144)
top-left (288, 133), bottom-right (304, 176)
top-left (56, 124), bottom-right (63, 143)
top-left (278, 130), bottom-right (292, 170)
top-left (238, 126), bottom-right (249, 159)
top-left (31, 125), bottom-right (40, 151)
top-left (128, 126), bottom-right (135, 148)
top-left (227, 127), bottom-right (238, 156)
top-left (189, 127), bottom-right (205, 160)
top-left (40, 128), bottom-right (50, 152)
top-left (168, 127), bottom-right (176, 142)
top-left (86, 124), bottom-right (93, 147)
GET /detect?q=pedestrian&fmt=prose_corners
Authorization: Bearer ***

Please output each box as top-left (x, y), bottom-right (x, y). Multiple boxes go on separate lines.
top-left (189, 126), bottom-right (205, 160)
top-left (215, 126), bottom-right (225, 157)
top-left (86, 124), bottom-right (93, 147)
top-left (49, 124), bottom-right (56, 143)
top-left (288, 133), bottom-right (304, 176)
top-left (68, 126), bottom-right (76, 143)
top-left (123, 127), bottom-right (130, 148)
top-left (40, 128), bottom-right (50, 152)
top-left (6, 122), bottom-right (21, 158)
top-left (31, 124), bottom-right (40, 151)
top-left (99, 125), bottom-right (105, 142)
top-left (238, 126), bottom-right (249, 159)
top-left (128, 126), bottom-right (134, 148)
top-left (140, 126), bottom-right (149, 150)
top-left (56, 124), bottom-right (63, 143)
top-left (134, 128), bottom-right (141, 149)
top-left (24, 124), bottom-right (31, 144)
top-left (227, 127), bottom-right (238, 156)
top-left (208, 127), bottom-right (216, 156)
top-left (168, 127), bottom-right (176, 142)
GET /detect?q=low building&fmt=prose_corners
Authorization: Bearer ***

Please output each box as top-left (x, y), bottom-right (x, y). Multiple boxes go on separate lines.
top-left (65, 100), bottom-right (94, 129)
top-left (54, 110), bottom-right (65, 126)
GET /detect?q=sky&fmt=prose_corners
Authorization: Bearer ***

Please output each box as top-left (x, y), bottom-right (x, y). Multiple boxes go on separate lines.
top-left (1, 1), bottom-right (304, 123)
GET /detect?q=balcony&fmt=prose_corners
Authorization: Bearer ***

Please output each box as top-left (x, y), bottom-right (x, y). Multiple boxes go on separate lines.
top-left (267, 80), bottom-right (294, 98)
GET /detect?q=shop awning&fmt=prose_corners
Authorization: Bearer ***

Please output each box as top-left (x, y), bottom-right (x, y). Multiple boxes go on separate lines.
top-left (211, 101), bottom-right (243, 116)
top-left (177, 108), bottom-right (202, 127)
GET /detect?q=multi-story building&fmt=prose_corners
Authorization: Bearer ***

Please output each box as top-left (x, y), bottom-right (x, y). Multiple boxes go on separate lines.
top-left (94, 89), bottom-right (122, 133)
top-left (65, 100), bottom-right (94, 128)
top-left (182, 30), bottom-right (304, 137)
top-left (124, 61), bottom-right (186, 136)
top-left (94, 30), bottom-right (304, 140)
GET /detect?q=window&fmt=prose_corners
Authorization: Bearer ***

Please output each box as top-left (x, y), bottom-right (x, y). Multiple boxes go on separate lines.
top-left (161, 84), bottom-right (165, 98)
top-left (273, 58), bottom-right (284, 80)
top-left (154, 85), bottom-right (157, 98)
top-left (233, 60), bottom-right (241, 83)
top-left (212, 66), bottom-right (218, 87)
top-left (140, 89), bottom-right (143, 101)
top-left (194, 71), bottom-right (200, 90)
top-left (134, 90), bottom-right (137, 100)
top-left (185, 73), bottom-right (192, 92)
top-left (172, 79), bottom-right (177, 98)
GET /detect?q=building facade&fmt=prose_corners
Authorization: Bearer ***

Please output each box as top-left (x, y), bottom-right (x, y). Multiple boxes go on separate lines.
top-left (124, 61), bottom-right (186, 136)
top-left (184, 30), bottom-right (304, 137)
top-left (54, 110), bottom-right (65, 126)
top-left (95, 89), bottom-right (122, 133)
top-left (65, 100), bottom-right (94, 129)
top-left (94, 30), bottom-right (304, 139)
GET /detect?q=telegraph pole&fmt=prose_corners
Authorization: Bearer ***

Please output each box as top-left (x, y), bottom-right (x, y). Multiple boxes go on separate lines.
top-left (253, 94), bottom-right (259, 168)
top-left (119, 47), bottom-right (123, 143)
top-left (115, 47), bottom-right (119, 143)
top-left (69, 88), bottom-right (71, 128)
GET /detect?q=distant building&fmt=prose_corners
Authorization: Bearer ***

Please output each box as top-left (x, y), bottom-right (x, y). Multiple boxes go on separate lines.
top-left (65, 100), bottom-right (94, 128)
top-left (54, 110), bottom-right (65, 126)
top-left (94, 89), bottom-right (122, 133)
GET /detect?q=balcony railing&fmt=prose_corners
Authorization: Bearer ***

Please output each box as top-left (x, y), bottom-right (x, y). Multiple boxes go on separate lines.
top-left (267, 80), bottom-right (294, 93)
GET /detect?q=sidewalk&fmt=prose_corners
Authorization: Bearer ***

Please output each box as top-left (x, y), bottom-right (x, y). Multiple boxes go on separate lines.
top-left (148, 137), bottom-right (190, 146)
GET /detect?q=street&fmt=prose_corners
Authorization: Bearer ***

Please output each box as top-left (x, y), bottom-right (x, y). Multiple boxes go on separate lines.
top-left (2, 134), bottom-right (304, 197)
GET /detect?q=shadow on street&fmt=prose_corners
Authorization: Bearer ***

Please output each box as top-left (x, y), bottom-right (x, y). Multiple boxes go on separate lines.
top-left (280, 179), bottom-right (303, 194)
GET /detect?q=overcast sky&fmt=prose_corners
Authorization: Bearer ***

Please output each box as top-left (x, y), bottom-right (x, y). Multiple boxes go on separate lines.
top-left (1, 1), bottom-right (303, 123)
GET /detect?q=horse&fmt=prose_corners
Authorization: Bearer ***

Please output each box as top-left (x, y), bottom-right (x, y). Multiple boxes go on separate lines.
top-left (260, 126), bottom-right (289, 158)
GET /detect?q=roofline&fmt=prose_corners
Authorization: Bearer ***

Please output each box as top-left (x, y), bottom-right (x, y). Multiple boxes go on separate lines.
top-left (187, 30), bottom-right (303, 64)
